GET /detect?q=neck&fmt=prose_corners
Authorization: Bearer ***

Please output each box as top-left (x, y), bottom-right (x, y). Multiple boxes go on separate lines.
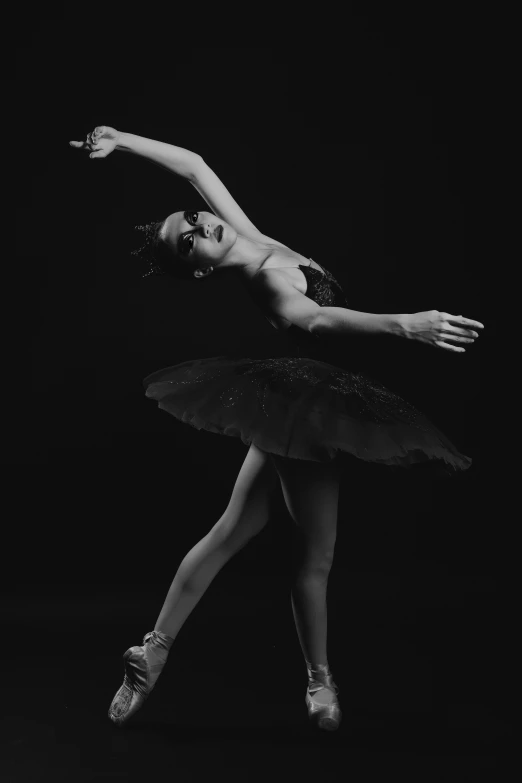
top-left (222, 234), bottom-right (276, 280)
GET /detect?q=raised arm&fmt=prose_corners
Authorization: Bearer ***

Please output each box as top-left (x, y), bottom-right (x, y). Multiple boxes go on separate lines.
top-left (70, 127), bottom-right (274, 244)
top-left (116, 131), bottom-right (202, 181)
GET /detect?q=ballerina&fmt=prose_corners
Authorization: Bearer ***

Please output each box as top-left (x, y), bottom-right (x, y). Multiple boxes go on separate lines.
top-left (70, 126), bottom-right (484, 731)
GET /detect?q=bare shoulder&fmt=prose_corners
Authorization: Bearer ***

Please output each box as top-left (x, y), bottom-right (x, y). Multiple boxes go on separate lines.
top-left (249, 252), bottom-right (309, 297)
top-left (253, 265), bottom-right (307, 296)
top-left (245, 253), bottom-right (314, 332)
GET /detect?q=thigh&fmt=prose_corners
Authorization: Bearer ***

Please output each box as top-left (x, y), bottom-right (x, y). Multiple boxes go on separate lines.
top-left (211, 443), bottom-right (280, 548)
top-left (270, 455), bottom-right (340, 568)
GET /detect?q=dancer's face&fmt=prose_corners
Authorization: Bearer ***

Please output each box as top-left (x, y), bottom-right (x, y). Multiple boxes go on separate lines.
top-left (161, 210), bottom-right (238, 278)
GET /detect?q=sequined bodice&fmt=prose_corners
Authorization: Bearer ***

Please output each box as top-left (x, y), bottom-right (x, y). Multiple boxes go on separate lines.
top-left (297, 259), bottom-right (349, 309)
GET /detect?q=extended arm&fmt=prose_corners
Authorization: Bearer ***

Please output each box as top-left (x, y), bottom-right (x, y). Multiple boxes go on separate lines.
top-left (312, 307), bottom-right (405, 337)
top-left (116, 132), bottom-right (201, 181)
top-left (71, 126), bottom-right (287, 244)
top-left (255, 270), bottom-right (482, 352)
top-left (116, 132), bottom-right (268, 240)
top-left (313, 306), bottom-right (483, 351)
top-left (255, 269), bottom-right (403, 336)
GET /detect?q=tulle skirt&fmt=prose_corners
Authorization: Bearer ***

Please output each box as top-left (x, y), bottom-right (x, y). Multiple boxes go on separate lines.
top-left (143, 355), bottom-right (472, 474)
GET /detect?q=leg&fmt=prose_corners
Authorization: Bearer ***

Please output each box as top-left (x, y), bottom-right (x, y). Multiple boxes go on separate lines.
top-left (270, 454), bottom-right (340, 670)
top-left (108, 444), bottom-right (279, 726)
top-left (154, 443), bottom-right (279, 641)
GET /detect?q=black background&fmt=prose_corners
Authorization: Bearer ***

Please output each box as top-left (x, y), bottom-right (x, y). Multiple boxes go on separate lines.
top-left (5, 4), bottom-right (505, 780)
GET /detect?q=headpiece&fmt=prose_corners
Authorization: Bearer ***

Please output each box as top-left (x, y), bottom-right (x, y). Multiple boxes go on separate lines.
top-left (131, 220), bottom-right (167, 278)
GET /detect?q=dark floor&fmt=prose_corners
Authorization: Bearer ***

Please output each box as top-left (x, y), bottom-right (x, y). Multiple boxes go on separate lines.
top-left (3, 582), bottom-right (511, 783)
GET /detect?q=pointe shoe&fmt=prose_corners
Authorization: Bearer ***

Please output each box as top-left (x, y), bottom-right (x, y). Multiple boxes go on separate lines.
top-left (305, 662), bottom-right (342, 731)
top-left (108, 630), bottom-right (173, 727)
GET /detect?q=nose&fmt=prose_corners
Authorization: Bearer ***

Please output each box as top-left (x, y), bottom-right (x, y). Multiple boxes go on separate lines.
top-left (199, 222), bottom-right (212, 238)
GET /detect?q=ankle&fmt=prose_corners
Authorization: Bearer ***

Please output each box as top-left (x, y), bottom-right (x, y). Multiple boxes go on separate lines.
top-left (306, 660), bottom-right (330, 674)
top-left (143, 630), bottom-right (174, 667)
top-left (148, 629), bottom-right (175, 652)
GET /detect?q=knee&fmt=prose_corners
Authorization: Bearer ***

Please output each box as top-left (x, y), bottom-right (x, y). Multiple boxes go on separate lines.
top-left (213, 505), bottom-right (269, 554)
top-left (293, 549), bottom-right (335, 579)
top-left (291, 528), bottom-right (336, 572)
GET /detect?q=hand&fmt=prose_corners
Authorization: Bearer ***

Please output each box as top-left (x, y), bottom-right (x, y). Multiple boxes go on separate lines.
top-left (69, 125), bottom-right (120, 159)
top-left (400, 310), bottom-right (484, 353)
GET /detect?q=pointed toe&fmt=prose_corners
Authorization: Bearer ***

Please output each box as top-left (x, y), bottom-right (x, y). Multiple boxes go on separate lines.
top-left (108, 675), bottom-right (148, 726)
top-left (305, 663), bottom-right (342, 731)
top-left (306, 690), bottom-right (342, 731)
top-left (107, 640), bottom-right (156, 726)
top-left (108, 631), bottom-right (174, 726)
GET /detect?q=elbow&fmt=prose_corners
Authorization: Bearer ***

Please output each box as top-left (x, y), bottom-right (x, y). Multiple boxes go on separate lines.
top-left (309, 310), bottom-right (326, 336)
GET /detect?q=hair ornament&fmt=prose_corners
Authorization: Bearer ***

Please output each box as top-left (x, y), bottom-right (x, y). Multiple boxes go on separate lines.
top-left (131, 220), bottom-right (167, 278)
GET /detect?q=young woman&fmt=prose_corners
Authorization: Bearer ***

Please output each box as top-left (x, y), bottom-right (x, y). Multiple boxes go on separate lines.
top-left (70, 126), bottom-right (483, 732)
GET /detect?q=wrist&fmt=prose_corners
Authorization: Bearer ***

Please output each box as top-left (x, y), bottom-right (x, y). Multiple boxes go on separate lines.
top-left (393, 314), bottom-right (410, 339)
top-left (115, 131), bottom-right (131, 151)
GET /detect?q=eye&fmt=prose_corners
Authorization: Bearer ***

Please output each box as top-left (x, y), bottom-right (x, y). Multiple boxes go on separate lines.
top-left (186, 211), bottom-right (199, 225)
top-left (181, 234), bottom-right (194, 255)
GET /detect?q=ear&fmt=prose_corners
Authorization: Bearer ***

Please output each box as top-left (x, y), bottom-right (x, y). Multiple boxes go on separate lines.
top-left (193, 266), bottom-right (214, 279)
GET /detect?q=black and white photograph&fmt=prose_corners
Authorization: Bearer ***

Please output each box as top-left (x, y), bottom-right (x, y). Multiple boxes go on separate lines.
top-left (5, 5), bottom-right (505, 781)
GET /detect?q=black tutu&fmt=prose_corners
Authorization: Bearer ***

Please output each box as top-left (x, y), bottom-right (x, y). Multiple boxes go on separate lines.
top-left (143, 354), bottom-right (472, 474)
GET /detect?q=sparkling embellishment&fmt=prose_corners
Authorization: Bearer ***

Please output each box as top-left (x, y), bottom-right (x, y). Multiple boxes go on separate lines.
top-left (299, 261), bottom-right (350, 308)
top-left (132, 219), bottom-right (168, 278)
top-left (148, 355), bottom-right (430, 429)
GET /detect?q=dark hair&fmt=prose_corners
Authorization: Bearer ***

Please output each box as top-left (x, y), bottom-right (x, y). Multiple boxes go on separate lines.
top-left (131, 218), bottom-right (195, 280)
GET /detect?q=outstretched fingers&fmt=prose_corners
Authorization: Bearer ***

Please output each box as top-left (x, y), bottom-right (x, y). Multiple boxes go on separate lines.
top-left (69, 136), bottom-right (104, 158)
top-left (443, 313), bottom-right (485, 331)
top-left (436, 312), bottom-right (485, 351)
top-left (434, 340), bottom-right (466, 353)
top-left (69, 128), bottom-right (102, 150)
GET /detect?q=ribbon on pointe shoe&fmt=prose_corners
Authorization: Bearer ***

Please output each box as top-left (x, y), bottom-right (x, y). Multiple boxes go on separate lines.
top-left (108, 630), bottom-right (175, 726)
top-left (306, 662), bottom-right (340, 697)
top-left (142, 630), bottom-right (175, 689)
